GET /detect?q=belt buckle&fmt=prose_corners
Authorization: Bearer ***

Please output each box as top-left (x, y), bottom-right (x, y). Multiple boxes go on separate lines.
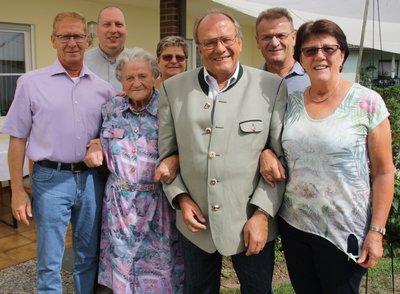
top-left (71, 163), bottom-right (80, 173)
top-left (120, 180), bottom-right (129, 191)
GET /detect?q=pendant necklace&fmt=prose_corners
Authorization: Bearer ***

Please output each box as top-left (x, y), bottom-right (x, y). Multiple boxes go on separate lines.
top-left (308, 78), bottom-right (341, 103)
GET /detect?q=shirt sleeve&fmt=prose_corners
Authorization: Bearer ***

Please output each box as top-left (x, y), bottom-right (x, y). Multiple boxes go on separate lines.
top-left (1, 75), bottom-right (32, 138)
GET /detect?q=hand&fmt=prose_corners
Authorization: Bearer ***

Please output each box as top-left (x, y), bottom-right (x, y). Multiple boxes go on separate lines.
top-left (243, 210), bottom-right (269, 256)
top-left (11, 189), bottom-right (32, 226)
top-left (357, 231), bottom-right (384, 269)
top-left (84, 139), bottom-right (103, 167)
top-left (177, 194), bottom-right (207, 232)
top-left (116, 91), bottom-right (126, 97)
top-left (154, 154), bottom-right (179, 184)
top-left (260, 149), bottom-right (286, 188)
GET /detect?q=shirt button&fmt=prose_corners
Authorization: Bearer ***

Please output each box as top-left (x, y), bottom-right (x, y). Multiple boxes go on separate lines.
top-left (212, 204), bottom-right (220, 211)
top-left (210, 178), bottom-right (217, 185)
top-left (204, 102), bottom-right (211, 109)
top-left (205, 127), bottom-right (212, 134)
top-left (134, 128), bottom-right (138, 133)
top-left (209, 151), bottom-right (216, 158)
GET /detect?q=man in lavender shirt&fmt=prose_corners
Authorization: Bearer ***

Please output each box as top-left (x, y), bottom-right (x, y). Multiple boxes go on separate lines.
top-left (1, 12), bottom-right (114, 294)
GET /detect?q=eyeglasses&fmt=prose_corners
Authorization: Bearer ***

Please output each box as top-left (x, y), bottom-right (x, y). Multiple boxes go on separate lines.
top-left (198, 35), bottom-right (238, 50)
top-left (301, 45), bottom-right (340, 57)
top-left (259, 31), bottom-right (294, 43)
top-left (55, 34), bottom-right (87, 44)
top-left (160, 54), bottom-right (186, 62)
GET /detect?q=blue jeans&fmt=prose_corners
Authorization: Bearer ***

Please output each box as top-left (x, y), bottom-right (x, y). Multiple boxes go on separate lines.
top-left (179, 232), bottom-right (275, 294)
top-left (32, 163), bottom-right (105, 294)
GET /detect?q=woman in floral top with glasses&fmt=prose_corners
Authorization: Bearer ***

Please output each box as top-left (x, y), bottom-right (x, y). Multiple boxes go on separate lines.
top-left (260, 19), bottom-right (394, 293)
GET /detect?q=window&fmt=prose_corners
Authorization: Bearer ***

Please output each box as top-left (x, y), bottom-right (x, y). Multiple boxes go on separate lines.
top-left (0, 23), bottom-right (33, 116)
top-left (378, 59), bottom-right (398, 79)
top-left (186, 39), bottom-right (201, 70)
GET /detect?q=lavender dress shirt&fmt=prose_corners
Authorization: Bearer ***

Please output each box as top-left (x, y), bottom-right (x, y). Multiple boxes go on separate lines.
top-left (1, 59), bottom-right (115, 163)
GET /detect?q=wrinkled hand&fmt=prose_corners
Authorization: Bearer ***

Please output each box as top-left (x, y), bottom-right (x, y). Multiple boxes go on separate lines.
top-left (357, 231), bottom-right (384, 269)
top-left (178, 194), bottom-right (207, 232)
top-left (116, 91), bottom-right (126, 97)
top-left (260, 149), bottom-right (286, 188)
top-left (154, 154), bottom-right (179, 184)
top-left (243, 210), bottom-right (269, 256)
top-left (11, 189), bottom-right (32, 226)
top-left (84, 138), bottom-right (103, 168)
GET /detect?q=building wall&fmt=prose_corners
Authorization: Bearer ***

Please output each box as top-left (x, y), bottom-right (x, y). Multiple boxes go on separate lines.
top-left (0, 0), bottom-right (160, 69)
top-left (0, 0), bottom-right (263, 71)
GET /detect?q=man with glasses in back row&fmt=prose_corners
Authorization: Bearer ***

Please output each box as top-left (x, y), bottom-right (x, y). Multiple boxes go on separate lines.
top-left (1, 12), bottom-right (114, 293)
top-left (256, 7), bottom-right (310, 95)
top-left (256, 8), bottom-right (310, 185)
top-left (158, 9), bottom-right (287, 293)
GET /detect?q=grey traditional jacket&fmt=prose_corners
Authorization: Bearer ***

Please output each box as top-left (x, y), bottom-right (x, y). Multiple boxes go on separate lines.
top-left (158, 64), bottom-right (287, 255)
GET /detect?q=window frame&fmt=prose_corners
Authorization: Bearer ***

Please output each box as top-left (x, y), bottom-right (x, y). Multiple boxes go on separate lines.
top-left (0, 22), bottom-right (34, 117)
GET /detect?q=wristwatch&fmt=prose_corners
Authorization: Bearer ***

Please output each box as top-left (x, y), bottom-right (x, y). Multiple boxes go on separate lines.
top-left (370, 226), bottom-right (386, 236)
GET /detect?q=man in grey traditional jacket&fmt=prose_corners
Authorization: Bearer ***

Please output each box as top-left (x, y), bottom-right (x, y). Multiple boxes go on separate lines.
top-left (158, 9), bottom-right (287, 294)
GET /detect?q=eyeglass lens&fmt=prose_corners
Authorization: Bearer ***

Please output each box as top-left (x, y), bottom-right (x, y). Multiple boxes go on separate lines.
top-left (161, 54), bottom-right (186, 62)
top-left (302, 45), bottom-right (340, 57)
top-left (56, 34), bottom-right (87, 43)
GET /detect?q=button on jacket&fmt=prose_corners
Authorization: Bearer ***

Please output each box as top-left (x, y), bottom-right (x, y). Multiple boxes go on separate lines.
top-left (158, 64), bottom-right (287, 255)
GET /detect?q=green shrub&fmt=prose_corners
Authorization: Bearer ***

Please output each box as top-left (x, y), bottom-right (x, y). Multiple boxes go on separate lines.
top-left (373, 85), bottom-right (400, 256)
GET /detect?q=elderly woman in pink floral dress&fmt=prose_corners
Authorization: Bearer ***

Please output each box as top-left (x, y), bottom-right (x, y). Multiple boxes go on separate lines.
top-left (98, 47), bottom-right (184, 293)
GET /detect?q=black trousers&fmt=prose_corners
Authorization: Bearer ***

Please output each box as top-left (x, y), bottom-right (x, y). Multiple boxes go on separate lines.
top-left (179, 232), bottom-right (275, 294)
top-left (279, 217), bottom-right (366, 294)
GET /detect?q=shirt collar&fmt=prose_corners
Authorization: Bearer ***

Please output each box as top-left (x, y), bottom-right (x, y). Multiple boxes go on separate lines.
top-left (121, 88), bottom-right (159, 117)
top-left (203, 63), bottom-right (240, 98)
top-left (97, 46), bottom-right (126, 64)
top-left (261, 61), bottom-right (307, 78)
top-left (50, 59), bottom-right (93, 79)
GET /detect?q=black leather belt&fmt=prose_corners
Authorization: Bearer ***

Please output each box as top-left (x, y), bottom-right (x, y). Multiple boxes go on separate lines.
top-left (36, 160), bottom-right (89, 172)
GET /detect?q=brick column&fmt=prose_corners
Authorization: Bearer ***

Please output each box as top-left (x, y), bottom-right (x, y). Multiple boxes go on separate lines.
top-left (160, 0), bottom-right (186, 39)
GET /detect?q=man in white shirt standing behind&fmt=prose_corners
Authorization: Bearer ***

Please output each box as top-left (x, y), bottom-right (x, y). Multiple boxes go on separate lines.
top-left (85, 5), bottom-right (127, 91)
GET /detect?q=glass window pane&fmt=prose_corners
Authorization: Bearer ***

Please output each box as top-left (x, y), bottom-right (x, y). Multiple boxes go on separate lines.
top-left (0, 32), bottom-right (25, 74)
top-left (0, 24), bottom-right (31, 116)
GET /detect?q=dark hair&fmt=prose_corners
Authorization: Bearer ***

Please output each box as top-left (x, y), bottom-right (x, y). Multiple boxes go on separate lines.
top-left (294, 19), bottom-right (349, 66)
top-left (156, 36), bottom-right (188, 58)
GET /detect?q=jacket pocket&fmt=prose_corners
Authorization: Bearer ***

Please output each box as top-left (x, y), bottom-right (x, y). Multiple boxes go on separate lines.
top-left (239, 120), bottom-right (263, 133)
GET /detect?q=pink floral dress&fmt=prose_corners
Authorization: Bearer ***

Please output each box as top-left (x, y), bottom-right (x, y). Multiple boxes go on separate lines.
top-left (98, 90), bottom-right (184, 293)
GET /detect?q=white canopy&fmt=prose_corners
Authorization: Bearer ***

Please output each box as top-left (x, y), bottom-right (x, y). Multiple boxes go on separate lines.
top-left (214, 0), bottom-right (400, 54)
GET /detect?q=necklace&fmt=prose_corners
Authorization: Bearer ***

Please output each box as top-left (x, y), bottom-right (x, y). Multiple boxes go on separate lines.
top-left (308, 78), bottom-right (341, 103)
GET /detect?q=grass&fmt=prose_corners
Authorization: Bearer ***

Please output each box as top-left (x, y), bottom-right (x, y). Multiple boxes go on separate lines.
top-left (218, 257), bottom-right (400, 294)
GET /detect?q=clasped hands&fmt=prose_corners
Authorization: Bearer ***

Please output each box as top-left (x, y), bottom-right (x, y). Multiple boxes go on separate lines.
top-left (177, 193), bottom-right (269, 256)
top-left (259, 149), bottom-right (286, 187)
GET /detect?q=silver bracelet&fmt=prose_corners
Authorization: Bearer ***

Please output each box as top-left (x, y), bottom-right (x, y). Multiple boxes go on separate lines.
top-left (370, 226), bottom-right (386, 236)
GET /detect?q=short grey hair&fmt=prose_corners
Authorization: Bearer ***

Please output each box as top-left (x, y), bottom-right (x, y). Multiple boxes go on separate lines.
top-left (115, 47), bottom-right (160, 82)
top-left (193, 9), bottom-right (242, 44)
top-left (256, 8), bottom-right (294, 34)
top-left (156, 35), bottom-right (188, 58)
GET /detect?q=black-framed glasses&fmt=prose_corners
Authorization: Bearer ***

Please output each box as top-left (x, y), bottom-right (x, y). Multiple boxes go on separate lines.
top-left (259, 31), bottom-right (294, 43)
top-left (160, 54), bottom-right (186, 62)
top-left (55, 34), bottom-right (87, 44)
top-left (301, 45), bottom-right (340, 57)
top-left (198, 34), bottom-right (238, 50)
